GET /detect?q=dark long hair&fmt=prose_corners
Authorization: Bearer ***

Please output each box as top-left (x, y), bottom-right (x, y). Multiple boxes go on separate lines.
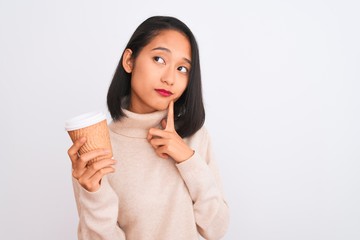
top-left (107, 16), bottom-right (205, 138)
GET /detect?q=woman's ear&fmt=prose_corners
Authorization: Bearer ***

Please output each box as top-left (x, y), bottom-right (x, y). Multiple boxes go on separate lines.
top-left (122, 49), bottom-right (133, 73)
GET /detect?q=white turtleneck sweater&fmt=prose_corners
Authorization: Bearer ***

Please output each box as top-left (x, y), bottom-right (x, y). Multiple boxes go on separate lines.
top-left (72, 109), bottom-right (229, 240)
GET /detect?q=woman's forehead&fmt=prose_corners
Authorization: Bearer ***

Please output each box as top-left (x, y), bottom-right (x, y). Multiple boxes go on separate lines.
top-left (144, 30), bottom-right (191, 59)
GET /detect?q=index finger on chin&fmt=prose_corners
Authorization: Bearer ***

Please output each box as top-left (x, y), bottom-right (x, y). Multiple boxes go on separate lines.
top-left (165, 100), bottom-right (175, 131)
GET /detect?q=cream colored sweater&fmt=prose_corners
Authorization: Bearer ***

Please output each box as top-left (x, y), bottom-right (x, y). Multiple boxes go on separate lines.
top-left (72, 109), bottom-right (229, 240)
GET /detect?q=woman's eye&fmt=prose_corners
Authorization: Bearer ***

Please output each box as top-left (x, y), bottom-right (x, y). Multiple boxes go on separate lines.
top-left (154, 56), bottom-right (165, 64)
top-left (178, 66), bottom-right (188, 73)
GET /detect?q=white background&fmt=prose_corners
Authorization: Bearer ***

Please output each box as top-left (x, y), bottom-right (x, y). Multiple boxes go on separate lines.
top-left (1, 0), bottom-right (359, 239)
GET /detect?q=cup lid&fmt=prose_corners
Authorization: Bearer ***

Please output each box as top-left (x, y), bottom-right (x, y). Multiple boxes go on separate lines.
top-left (65, 112), bottom-right (106, 131)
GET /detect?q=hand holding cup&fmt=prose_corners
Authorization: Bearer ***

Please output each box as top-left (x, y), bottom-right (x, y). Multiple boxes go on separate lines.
top-left (67, 137), bottom-right (116, 192)
top-left (65, 112), bottom-right (115, 192)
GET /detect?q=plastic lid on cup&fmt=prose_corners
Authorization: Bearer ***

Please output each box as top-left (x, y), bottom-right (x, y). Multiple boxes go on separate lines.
top-left (65, 112), bottom-right (106, 131)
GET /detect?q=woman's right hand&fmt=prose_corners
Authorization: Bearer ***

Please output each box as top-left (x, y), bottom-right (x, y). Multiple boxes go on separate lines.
top-left (67, 137), bottom-right (116, 192)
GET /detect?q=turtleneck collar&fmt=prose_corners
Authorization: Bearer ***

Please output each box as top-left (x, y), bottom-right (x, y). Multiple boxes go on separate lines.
top-left (109, 109), bottom-right (167, 139)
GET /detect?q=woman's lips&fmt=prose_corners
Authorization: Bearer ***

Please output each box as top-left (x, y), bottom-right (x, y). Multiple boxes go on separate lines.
top-left (155, 89), bottom-right (173, 97)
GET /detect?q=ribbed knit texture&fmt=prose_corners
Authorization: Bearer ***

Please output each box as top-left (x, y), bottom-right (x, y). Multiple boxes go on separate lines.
top-left (72, 109), bottom-right (229, 240)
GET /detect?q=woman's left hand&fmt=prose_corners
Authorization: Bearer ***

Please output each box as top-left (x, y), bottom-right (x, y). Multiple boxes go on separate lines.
top-left (147, 101), bottom-right (194, 163)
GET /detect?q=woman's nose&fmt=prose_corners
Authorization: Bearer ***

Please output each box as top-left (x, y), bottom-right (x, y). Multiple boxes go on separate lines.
top-left (161, 67), bottom-right (175, 86)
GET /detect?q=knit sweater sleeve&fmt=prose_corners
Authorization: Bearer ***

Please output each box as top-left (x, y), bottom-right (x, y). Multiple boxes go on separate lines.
top-left (176, 127), bottom-right (230, 240)
top-left (72, 175), bottom-right (126, 240)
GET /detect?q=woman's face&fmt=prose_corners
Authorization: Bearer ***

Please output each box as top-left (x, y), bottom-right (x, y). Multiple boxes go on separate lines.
top-left (123, 30), bottom-right (192, 114)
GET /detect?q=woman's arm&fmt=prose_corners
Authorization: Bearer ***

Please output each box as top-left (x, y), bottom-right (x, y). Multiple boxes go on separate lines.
top-left (147, 102), bottom-right (229, 239)
top-left (72, 176), bottom-right (126, 240)
top-left (176, 128), bottom-right (230, 240)
top-left (68, 138), bottom-right (126, 240)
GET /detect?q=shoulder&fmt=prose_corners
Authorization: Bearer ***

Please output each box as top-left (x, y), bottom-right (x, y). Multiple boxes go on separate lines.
top-left (185, 125), bottom-right (211, 149)
top-left (186, 124), bottom-right (209, 139)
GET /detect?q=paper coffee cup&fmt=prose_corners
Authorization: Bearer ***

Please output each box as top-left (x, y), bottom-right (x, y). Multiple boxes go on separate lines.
top-left (65, 112), bottom-right (113, 165)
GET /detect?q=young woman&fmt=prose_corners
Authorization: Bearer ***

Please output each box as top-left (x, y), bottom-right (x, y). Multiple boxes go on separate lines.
top-left (68, 16), bottom-right (229, 240)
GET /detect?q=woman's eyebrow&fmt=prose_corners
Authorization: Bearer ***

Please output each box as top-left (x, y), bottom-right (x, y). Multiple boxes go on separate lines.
top-left (151, 47), bottom-right (192, 65)
top-left (152, 47), bottom-right (170, 53)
